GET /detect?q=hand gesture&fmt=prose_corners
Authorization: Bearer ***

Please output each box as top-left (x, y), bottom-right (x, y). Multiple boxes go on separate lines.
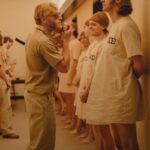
top-left (62, 24), bottom-right (71, 42)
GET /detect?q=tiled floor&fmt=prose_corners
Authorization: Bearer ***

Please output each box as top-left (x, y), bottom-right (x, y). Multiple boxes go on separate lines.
top-left (0, 100), bottom-right (96, 150)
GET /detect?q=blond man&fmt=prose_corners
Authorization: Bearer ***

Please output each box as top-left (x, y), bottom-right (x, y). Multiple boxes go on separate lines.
top-left (25, 2), bottom-right (71, 150)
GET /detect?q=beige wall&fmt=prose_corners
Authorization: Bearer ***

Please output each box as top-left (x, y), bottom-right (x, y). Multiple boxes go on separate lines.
top-left (65, 0), bottom-right (93, 33)
top-left (0, 0), bottom-right (57, 78)
top-left (0, 0), bottom-right (57, 94)
top-left (131, 0), bottom-right (150, 150)
top-left (0, 0), bottom-right (93, 78)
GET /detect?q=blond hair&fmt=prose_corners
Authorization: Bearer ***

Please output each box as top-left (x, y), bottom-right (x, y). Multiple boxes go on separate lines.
top-left (34, 2), bottom-right (58, 25)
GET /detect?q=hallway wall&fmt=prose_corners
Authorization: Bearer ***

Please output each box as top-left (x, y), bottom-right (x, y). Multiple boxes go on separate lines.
top-left (0, 0), bottom-right (56, 95)
top-left (0, 0), bottom-right (56, 78)
top-left (131, 0), bottom-right (150, 149)
top-left (64, 0), bottom-right (93, 33)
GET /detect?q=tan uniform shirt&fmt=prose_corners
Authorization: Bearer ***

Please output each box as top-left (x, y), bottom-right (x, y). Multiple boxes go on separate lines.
top-left (25, 26), bottom-right (63, 95)
top-left (0, 46), bottom-right (10, 100)
top-left (0, 47), bottom-right (10, 71)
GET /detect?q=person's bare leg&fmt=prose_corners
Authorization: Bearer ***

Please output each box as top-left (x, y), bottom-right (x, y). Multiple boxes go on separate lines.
top-left (70, 117), bottom-right (83, 134)
top-left (111, 124), bottom-right (139, 150)
top-left (92, 125), bottom-right (104, 150)
top-left (64, 93), bottom-right (76, 129)
top-left (99, 125), bottom-right (115, 150)
top-left (61, 93), bottom-right (71, 123)
top-left (54, 91), bottom-right (66, 115)
top-left (79, 122), bottom-right (89, 138)
top-left (111, 124), bottom-right (123, 150)
top-left (69, 95), bottom-right (76, 129)
top-left (82, 125), bottom-right (94, 143)
top-left (76, 118), bottom-right (82, 132)
top-left (65, 93), bottom-right (76, 130)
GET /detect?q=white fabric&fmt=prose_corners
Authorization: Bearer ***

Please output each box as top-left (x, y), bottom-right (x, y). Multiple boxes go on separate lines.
top-left (58, 39), bottom-right (82, 93)
top-left (85, 16), bottom-right (144, 125)
top-left (75, 41), bottom-right (105, 119)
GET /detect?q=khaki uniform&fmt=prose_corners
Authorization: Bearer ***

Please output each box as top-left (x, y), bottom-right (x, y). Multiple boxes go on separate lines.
top-left (25, 25), bottom-right (63, 150)
top-left (0, 46), bottom-right (13, 135)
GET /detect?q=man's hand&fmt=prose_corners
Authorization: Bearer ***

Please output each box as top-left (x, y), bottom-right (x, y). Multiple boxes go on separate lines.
top-left (62, 24), bottom-right (71, 42)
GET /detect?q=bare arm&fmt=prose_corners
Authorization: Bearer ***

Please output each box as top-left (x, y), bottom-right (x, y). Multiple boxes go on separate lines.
top-left (54, 41), bottom-right (70, 73)
top-left (72, 72), bottom-right (80, 86)
top-left (130, 55), bottom-right (145, 78)
top-left (67, 59), bottom-right (78, 85)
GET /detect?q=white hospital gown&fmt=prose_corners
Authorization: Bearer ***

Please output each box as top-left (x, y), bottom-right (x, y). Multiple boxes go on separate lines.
top-left (58, 39), bottom-right (82, 93)
top-left (75, 40), bottom-right (105, 119)
top-left (85, 16), bottom-right (144, 125)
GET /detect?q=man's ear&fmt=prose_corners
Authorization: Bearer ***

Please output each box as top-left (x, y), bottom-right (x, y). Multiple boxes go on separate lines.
top-left (41, 14), bottom-right (47, 22)
top-left (100, 25), bottom-right (105, 31)
top-left (41, 16), bottom-right (45, 22)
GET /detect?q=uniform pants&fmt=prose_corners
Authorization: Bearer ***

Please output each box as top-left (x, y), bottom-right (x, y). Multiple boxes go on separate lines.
top-left (25, 92), bottom-right (56, 150)
top-left (0, 79), bottom-right (14, 135)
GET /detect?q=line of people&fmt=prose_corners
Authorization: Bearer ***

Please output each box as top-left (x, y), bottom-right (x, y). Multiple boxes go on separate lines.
top-left (25, 1), bottom-right (145, 150)
top-left (55, 1), bottom-right (145, 150)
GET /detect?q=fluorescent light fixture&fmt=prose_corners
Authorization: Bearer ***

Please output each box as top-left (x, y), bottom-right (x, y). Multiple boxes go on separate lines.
top-left (56, 0), bottom-right (66, 8)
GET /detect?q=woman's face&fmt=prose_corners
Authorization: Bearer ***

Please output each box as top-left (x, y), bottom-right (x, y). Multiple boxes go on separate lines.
top-left (100, 0), bottom-right (115, 12)
top-left (88, 20), bottom-right (103, 36)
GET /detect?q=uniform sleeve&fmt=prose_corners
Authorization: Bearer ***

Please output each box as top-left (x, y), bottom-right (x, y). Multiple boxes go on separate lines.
top-left (39, 39), bottom-right (63, 67)
top-left (0, 49), bottom-right (10, 71)
top-left (71, 41), bottom-right (82, 60)
top-left (121, 23), bottom-right (143, 58)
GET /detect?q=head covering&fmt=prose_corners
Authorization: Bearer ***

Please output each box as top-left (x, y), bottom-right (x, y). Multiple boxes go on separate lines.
top-left (90, 11), bottom-right (109, 29)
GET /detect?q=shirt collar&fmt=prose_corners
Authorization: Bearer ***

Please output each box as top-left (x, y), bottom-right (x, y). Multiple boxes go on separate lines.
top-left (36, 25), bottom-right (53, 39)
